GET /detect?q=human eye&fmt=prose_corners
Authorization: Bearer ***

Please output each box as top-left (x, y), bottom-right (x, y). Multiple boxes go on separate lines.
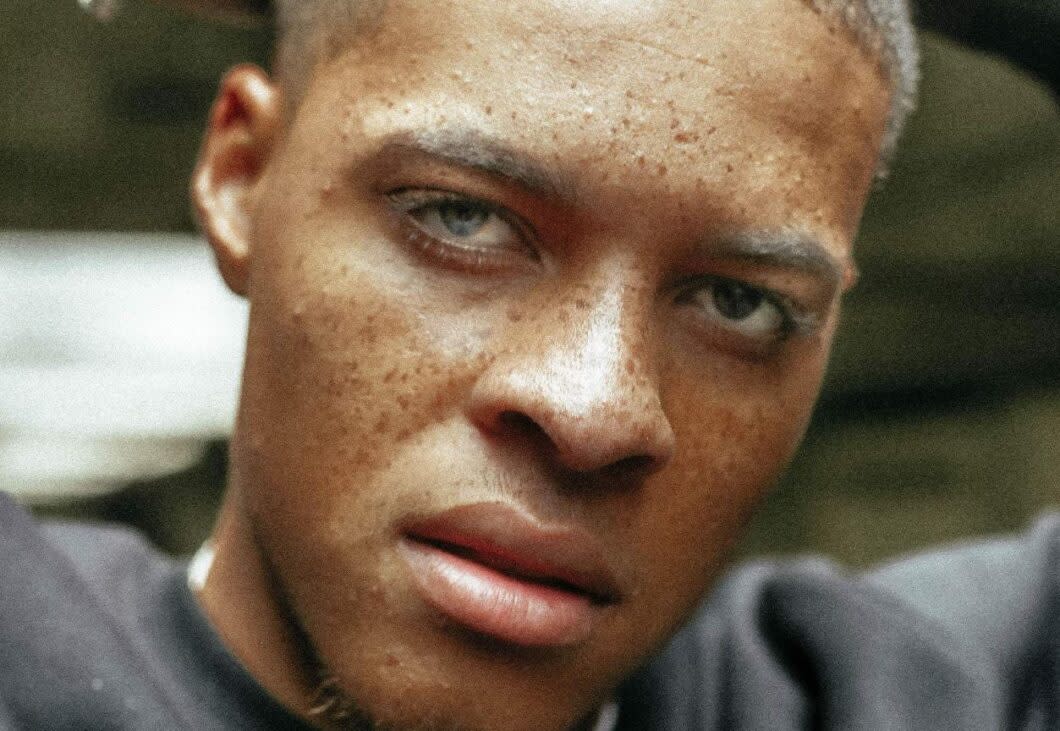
top-left (676, 276), bottom-right (803, 351)
top-left (387, 189), bottom-right (537, 272)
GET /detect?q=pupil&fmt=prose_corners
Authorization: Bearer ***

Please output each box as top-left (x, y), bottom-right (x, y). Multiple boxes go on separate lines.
top-left (439, 202), bottom-right (488, 237)
top-left (712, 281), bottom-right (762, 320)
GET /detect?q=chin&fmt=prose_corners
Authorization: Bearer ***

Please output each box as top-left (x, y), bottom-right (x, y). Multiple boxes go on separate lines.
top-left (302, 614), bottom-right (614, 731)
top-left (313, 673), bottom-right (594, 731)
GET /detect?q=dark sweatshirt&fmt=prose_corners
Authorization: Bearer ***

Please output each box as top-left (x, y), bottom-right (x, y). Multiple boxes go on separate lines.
top-left (0, 492), bottom-right (1056, 729)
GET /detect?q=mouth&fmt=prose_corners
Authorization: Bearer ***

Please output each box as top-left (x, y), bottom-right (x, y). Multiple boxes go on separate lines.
top-left (398, 503), bottom-right (621, 648)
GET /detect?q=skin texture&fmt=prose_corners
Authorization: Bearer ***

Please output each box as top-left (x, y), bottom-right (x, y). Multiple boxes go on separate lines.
top-left (192, 1), bottom-right (890, 729)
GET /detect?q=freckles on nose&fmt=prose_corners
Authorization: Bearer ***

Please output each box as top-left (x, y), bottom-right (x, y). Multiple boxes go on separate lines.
top-left (548, 299), bottom-right (637, 415)
top-left (466, 287), bottom-right (675, 475)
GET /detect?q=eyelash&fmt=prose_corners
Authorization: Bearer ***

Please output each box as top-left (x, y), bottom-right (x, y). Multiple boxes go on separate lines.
top-left (386, 189), bottom-right (818, 349)
top-left (387, 189), bottom-right (538, 272)
top-left (675, 276), bottom-right (816, 342)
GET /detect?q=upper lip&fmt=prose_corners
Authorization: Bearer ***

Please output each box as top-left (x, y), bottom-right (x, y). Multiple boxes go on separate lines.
top-left (401, 502), bottom-right (623, 603)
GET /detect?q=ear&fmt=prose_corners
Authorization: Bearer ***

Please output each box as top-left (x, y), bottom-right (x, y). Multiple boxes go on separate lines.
top-left (192, 64), bottom-right (282, 296)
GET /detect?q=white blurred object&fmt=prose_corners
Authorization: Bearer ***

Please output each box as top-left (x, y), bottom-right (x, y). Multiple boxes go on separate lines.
top-left (0, 231), bottom-right (248, 502)
top-left (77, 0), bottom-right (123, 22)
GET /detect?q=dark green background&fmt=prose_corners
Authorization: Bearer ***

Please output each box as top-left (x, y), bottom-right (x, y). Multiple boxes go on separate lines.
top-left (3, 1), bottom-right (1057, 563)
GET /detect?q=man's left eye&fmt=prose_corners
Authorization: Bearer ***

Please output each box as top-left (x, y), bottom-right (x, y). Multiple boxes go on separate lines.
top-left (678, 277), bottom-right (791, 343)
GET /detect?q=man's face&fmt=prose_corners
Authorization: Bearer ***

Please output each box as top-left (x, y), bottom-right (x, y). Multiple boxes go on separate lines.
top-left (203, 0), bottom-right (888, 728)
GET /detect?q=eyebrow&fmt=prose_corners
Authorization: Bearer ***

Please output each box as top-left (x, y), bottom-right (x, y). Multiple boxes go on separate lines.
top-left (373, 128), bottom-right (847, 289)
top-left (707, 230), bottom-right (846, 290)
top-left (376, 127), bottom-right (580, 202)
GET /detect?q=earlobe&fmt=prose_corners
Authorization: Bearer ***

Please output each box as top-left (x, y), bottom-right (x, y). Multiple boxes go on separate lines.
top-left (192, 64), bottom-right (282, 296)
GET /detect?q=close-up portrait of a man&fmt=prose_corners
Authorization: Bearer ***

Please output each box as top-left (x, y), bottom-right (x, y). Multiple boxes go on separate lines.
top-left (0, 0), bottom-right (1057, 729)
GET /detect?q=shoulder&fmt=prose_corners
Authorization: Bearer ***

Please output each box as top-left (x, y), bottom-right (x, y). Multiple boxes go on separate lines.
top-left (0, 493), bottom-right (186, 728)
top-left (621, 516), bottom-right (1060, 730)
top-left (0, 490), bottom-right (164, 563)
top-left (0, 492), bottom-right (176, 618)
top-left (865, 514), bottom-right (1060, 648)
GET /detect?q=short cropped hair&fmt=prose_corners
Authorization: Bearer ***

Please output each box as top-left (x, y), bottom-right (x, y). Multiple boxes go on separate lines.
top-left (272, 0), bottom-right (918, 175)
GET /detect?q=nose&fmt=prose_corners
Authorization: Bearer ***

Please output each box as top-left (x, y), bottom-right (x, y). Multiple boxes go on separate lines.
top-left (466, 282), bottom-right (675, 476)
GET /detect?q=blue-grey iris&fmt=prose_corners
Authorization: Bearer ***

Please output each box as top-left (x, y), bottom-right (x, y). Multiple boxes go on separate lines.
top-left (438, 202), bottom-right (489, 237)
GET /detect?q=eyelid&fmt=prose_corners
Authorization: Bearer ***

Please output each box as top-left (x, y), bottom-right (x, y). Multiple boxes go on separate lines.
top-left (391, 189), bottom-right (534, 235)
top-left (388, 189), bottom-right (519, 226)
top-left (385, 187), bottom-right (541, 271)
top-left (678, 275), bottom-right (821, 339)
top-left (388, 188), bottom-right (478, 211)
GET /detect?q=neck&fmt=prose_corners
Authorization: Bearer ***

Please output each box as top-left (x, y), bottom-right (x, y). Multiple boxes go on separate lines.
top-left (194, 488), bottom-right (321, 722)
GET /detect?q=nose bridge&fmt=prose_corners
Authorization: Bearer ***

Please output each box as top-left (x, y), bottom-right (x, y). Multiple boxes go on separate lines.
top-left (540, 280), bottom-right (640, 418)
top-left (468, 264), bottom-right (675, 474)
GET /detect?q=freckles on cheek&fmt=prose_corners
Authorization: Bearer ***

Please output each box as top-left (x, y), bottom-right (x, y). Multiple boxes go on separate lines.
top-left (690, 399), bottom-right (807, 491)
top-left (624, 392), bottom-right (811, 629)
top-left (250, 267), bottom-right (483, 487)
top-left (649, 355), bottom-right (825, 543)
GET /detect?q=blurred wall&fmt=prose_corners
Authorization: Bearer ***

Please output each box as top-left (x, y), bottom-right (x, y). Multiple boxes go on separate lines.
top-left (1, 0), bottom-right (1057, 560)
top-left (741, 32), bottom-right (1060, 564)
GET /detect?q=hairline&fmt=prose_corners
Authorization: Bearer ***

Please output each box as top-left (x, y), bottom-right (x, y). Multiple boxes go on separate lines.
top-left (272, 0), bottom-right (918, 178)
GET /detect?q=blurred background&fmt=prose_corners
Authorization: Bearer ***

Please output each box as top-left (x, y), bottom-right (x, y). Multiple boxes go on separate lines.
top-left (0, 0), bottom-right (1056, 563)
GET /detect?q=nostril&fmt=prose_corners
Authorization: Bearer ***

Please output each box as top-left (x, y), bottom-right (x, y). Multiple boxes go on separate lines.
top-left (494, 411), bottom-right (666, 477)
top-left (602, 454), bottom-right (657, 479)
top-left (498, 410), bottom-right (542, 435)
top-left (496, 411), bottom-right (554, 448)
top-left (493, 410), bottom-right (563, 459)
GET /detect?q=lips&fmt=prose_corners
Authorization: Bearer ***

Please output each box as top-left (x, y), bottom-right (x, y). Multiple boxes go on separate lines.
top-left (398, 503), bottom-right (621, 647)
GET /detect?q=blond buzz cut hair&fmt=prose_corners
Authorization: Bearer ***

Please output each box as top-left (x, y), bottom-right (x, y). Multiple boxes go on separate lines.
top-left (268, 0), bottom-right (917, 176)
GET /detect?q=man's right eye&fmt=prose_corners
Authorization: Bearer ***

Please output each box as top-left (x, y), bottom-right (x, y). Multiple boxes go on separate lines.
top-left (388, 190), bottom-right (537, 272)
top-left (412, 198), bottom-right (513, 245)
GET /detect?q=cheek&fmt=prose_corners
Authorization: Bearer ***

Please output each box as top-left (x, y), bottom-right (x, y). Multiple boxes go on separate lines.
top-left (236, 244), bottom-right (479, 528)
top-left (633, 341), bottom-right (830, 610)
top-left (671, 350), bottom-right (826, 490)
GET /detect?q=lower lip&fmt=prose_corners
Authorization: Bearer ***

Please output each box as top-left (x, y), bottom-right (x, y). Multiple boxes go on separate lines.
top-left (399, 538), bottom-right (600, 648)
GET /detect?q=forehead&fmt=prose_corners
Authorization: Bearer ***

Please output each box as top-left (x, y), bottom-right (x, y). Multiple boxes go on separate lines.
top-left (294, 0), bottom-right (889, 246)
